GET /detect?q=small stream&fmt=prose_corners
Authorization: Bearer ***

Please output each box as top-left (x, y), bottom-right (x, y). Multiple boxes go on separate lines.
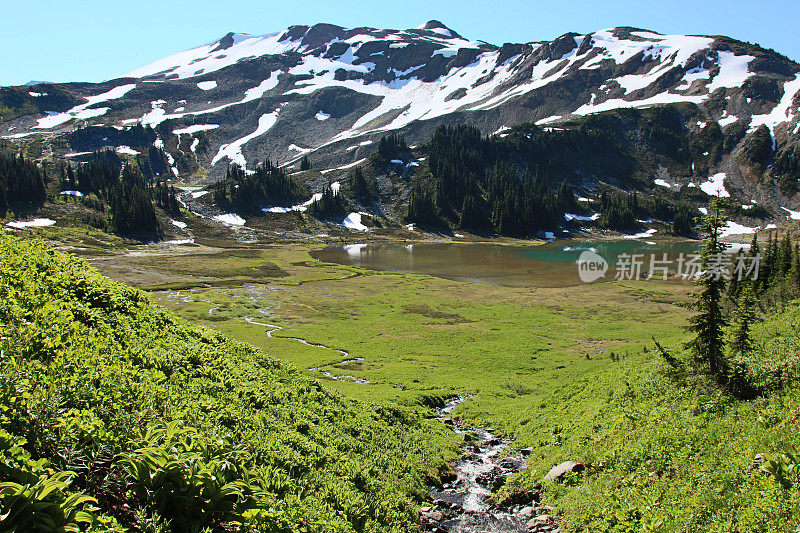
top-left (244, 316), bottom-right (370, 383)
top-left (424, 396), bottom-right (559, 533)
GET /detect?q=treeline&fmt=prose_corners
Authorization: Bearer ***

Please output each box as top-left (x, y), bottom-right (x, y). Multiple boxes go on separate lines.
top-left (404, 125), bottom-right (584, 235)
top-left (212, 161), bottom-right (307, 214)
top-left (594, 189), bottom-right (698, 236)
top-left (396, 105), bottom-right (758, 234)
top-left (371, 134), bottom-right (410, 172)
top-left (135, 146), bottom-right (171, 178)
top-left (60, 150), bottom-right (178, 236)
top-left (401, 122), bottom-right (698, 235)
top-left (0, 152), bottom-right (47, 217)
top-left (730, 230), bottom-right (800, 308)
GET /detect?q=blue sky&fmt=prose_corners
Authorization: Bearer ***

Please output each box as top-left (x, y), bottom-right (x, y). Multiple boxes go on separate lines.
top-left (3, 0), bottom-right (798, 86)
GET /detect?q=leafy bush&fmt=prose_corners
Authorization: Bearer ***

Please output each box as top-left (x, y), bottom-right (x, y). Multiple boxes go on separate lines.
top-left (0, 429), bottom-right (113, 532)
top-left (0, 233), bottom-right (456, 531)
top-left (118, 422), bottom-right (258, 531)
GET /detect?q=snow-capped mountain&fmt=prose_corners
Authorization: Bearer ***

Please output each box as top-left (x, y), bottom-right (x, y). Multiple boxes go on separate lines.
top-left (3, 21), bottom-right (800, 183)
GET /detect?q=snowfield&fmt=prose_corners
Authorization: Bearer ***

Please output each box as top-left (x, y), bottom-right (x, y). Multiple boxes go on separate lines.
top-left (720, 221), bottom-right (757, 238)
top-left (699, 173), bottom-right (730, 198)
top-left (6, 218), bottom-right (56, 229)
top-left (624, 228), bottom-right (657, 240)
top-left (343, 212), bottom-right (370, 232)
top-left (564, 213), bottom-right (600, 222)
top-left (212, 213), bottom-right (246, 226)
top-left (781, 207), bottom-right (800, 220)
top-left (35, 84), bottom-right (136, 129)
top-left (173, 124), bottom-right (220, 135)
top-left (212, 109), bottom-right (280, 168)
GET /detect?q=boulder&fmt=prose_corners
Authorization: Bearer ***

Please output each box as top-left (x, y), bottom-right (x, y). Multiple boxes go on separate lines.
top-left (527, 514), bottom-right (554, 529)
top-left (519, 505), bottom-right (535, 518)
top-left (544, 461), bottom-right (584, 482)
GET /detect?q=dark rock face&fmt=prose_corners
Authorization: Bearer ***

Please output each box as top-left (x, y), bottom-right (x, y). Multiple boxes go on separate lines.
top-left (211, 32), bottom-right (237, 52)
top-left (3, 22), bottom-right (799, 189)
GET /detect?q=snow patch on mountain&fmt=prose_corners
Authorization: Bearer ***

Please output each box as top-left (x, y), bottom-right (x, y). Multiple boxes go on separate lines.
top-left (173, 124), bottom-right (220, 135)
top-left (706, 51), bottom-right (755, 93)
top-left (211, 109), bottom-right (280, 168)
top-left (343, 212), bottom-right (369, 231)
top-left (127, 71), bottom-right (282, 127)
top-left (749, 73), bottom-right (800, 134)
top-left (213, 213), bottom-right (246, 226)
top-left (699, 173), bottom-right (730, 198)
top-left (35, 83), bottom-right (136, 129)
top-left (573, 92), bottom-right (705, 115)
top-left (125, 32), bottom-right (292, 79)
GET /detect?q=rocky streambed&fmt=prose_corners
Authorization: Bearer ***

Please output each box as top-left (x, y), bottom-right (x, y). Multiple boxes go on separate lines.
top-left (423, 397), bottom-right (561, 533)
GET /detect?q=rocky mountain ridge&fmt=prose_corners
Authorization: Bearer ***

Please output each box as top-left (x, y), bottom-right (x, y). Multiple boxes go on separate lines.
top-left (2, 21), bottom-right (800, 221)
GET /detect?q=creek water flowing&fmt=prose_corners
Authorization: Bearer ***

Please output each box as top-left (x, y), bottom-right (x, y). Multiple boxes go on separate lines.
top-left (242, 315), bottom-right (557, 530)
top-left (424, 397), bottom-right (559, 533)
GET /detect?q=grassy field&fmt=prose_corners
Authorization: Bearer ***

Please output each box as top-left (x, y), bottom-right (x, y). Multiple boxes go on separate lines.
top-left (114, 244), bottom-right (694, 406)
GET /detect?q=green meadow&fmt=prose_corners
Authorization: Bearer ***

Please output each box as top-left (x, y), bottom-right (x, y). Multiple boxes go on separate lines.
top-left (8, 229), bottom-right (798, 531)
top-left (135, 245), bottom-right (693, 405)
top-left (126, 243), bottom-right (800, 531)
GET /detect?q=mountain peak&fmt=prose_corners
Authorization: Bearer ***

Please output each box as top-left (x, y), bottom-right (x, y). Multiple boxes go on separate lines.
top-left (416, 20), bottom-right (462, 39)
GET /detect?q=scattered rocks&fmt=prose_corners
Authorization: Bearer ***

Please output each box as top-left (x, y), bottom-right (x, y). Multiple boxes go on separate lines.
top-left (423, 396), bottom-right (561, 533)
top-left (518, 506), bottom-right (535, 518)
top-left (527, 514), bottom-right (560, 532)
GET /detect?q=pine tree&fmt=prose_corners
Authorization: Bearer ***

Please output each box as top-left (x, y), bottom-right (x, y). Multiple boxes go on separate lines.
top-left (685, 197), bottom-right (730, 380)
top-left (349, 167), bottom-right (376, 201)
top-left (0, 183), bottom-right (7, 218)
top-left (729, 285), bottom-right (756, 358)
top-left (300, 156), bottom-right (312, 171)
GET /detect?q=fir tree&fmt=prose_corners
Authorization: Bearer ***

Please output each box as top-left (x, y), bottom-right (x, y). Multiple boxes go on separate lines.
top-left (685, 197), bottom-right (730, 380)
top-left (308, 182), bottom-right (345, 217)
top-left (349, 167), bottom-right (377, 201)
top-left (729, 285), bottom-right (757, 358)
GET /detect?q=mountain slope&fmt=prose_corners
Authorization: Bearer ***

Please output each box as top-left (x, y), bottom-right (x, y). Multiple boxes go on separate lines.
top-left (0, 232), bottom-right (457, 531)
top-left (2, 22), bottom-right (800, 234)
top-left (2, 23), bottom-right (798, 170)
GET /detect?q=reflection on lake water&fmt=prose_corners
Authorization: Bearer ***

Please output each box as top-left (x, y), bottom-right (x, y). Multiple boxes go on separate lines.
top-left (311, 241), bottom-right (703, 288)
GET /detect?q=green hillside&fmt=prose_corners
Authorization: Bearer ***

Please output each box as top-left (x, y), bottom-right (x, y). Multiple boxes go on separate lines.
top-left (0, 232), bottom-right (457, 532)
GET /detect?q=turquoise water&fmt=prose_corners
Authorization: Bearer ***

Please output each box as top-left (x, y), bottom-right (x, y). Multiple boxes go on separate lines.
top-left (311, 240), bottom-right (702, 287)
